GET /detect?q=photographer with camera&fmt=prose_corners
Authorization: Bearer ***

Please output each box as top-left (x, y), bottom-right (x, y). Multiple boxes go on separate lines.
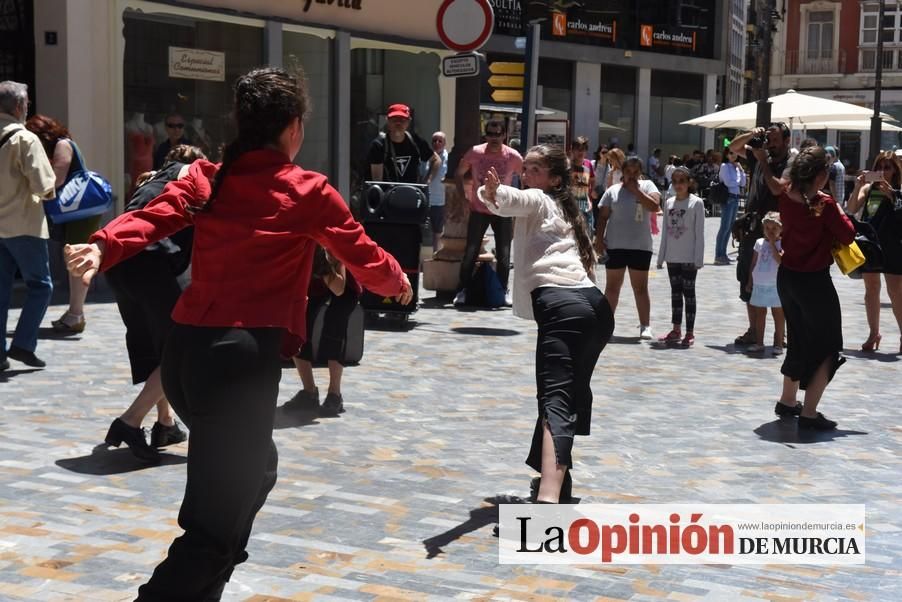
top-left (728, 123), bottom-right (795, 350)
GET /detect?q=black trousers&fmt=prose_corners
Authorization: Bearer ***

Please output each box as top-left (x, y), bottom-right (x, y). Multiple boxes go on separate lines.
top-left (458, 212), bottom-right (512, 291)
top-left (777, 266), bottom-right (845, 390)
top-left (137, 325), bottom-right (283, 601)
top-left (527, 287), bottom-right (614, 472)
top-left (666, 263), bottom-right (698, 332)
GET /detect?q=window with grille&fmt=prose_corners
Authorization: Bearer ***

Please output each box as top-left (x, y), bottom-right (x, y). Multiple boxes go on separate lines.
top-left (860, 2), bottom-right (902, 71)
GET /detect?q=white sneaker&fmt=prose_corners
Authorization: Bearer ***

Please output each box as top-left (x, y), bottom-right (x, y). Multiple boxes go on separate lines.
top-left (453, 289), bottom-right (466, 306)
top-left (639, 325), bottom-right (653, 340)
top-left (503, 292), bottom-right (513, 307)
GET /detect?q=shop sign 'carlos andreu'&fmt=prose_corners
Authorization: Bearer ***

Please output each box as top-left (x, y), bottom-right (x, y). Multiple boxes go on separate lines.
top-left (303, 0), bottom-right (362, 12)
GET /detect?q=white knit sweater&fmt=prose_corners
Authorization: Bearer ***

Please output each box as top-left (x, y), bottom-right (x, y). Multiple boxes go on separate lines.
top-left (477, 184), bottom-right (596, 320)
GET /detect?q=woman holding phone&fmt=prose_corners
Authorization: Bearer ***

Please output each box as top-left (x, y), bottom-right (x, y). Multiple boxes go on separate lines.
top-left (846, 152), bottom-right (902, 353)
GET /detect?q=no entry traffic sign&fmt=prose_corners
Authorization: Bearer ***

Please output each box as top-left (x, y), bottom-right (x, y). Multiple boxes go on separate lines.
top-left (436, 0), bottom-right (494, 53)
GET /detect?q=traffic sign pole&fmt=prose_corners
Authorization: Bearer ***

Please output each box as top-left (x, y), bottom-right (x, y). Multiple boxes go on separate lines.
top-left (520, 22), bottom-right (541, 147)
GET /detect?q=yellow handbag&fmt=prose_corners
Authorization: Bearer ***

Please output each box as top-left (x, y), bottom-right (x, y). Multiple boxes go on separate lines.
top-left (832, 241), bottom-right (866, 275)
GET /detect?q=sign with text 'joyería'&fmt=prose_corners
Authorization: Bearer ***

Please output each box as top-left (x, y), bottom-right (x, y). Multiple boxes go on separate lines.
top-left (436, 0), bottom-right (494, 52)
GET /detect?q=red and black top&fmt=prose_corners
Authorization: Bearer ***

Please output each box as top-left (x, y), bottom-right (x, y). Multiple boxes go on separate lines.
top-left (778, 191), bottom-right (855, 272)
top-left (91, 149), bottom-right (404, 341)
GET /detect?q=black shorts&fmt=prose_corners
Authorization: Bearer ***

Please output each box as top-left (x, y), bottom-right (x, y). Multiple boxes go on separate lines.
top-left (605, 249), bottom-right (652, 271)
top-left (105, 252), bottom-right (186, 384)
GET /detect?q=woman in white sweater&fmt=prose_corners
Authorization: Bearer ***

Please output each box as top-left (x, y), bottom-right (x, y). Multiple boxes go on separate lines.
top-left (480, 145), bottom-right (614, 504)
top-left (656, 166), bottom-right (706, 347)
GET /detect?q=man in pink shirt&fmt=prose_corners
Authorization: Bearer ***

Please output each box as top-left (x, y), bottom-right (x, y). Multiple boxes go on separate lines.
top-left (453, 120), bottom-right (523, 306)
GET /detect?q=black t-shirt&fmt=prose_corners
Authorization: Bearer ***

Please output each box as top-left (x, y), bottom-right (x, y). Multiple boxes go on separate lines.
top-left (746, 151), bottom-right (794, 218)
top-left (367, 132), bottom-right (433, 183)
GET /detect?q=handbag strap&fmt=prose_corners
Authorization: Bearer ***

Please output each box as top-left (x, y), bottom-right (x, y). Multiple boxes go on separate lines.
top-left (65, 139), bottom-right (88, 172)
top-left (0, 127), bottom-right (23, 150)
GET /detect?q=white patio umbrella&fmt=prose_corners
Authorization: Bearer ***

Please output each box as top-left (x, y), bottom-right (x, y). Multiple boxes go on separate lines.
top-left (788, 119), bottom-right (902, 132)
top-left (681, 90), bottom-right (895, 129)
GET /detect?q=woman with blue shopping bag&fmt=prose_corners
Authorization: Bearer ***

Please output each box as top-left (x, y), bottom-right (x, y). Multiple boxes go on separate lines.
top-left (27, 115), bottom-right (112, 334)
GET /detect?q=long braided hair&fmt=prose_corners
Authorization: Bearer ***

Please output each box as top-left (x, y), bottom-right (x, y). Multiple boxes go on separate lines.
top-left (527, 144), bottom-right (596, 275)
top-left (193, 67), bottom-right (310, 213)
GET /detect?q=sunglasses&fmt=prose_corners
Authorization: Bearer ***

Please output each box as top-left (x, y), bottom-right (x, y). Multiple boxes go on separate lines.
top-left (166, 122), bottom-right (185, 129)
top-left (672, 178), bottom-right (690, 184)
top-left (485, 131), bottom-right (503, 138)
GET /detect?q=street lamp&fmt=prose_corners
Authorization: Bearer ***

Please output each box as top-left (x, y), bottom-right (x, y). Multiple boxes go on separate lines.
top-left (868, 0), bottom-right (888, 165)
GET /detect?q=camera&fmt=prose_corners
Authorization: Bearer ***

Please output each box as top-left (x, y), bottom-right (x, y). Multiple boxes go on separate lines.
top-left (747, 135), bottom-right (766, 149)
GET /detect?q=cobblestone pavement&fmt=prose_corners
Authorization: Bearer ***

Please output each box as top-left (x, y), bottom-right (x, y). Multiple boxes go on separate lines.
top-left (1, 218), bottom-right (900, 601)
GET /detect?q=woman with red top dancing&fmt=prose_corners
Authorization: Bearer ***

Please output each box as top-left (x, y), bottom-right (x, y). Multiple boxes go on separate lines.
top-left (775, 146), bottom-right (855, 430)
top-left (65, 67), bottom-right (411, 601)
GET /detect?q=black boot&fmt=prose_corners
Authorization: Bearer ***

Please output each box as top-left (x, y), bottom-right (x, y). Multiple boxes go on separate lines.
top-left (105, 418), bottom-right (160, 463)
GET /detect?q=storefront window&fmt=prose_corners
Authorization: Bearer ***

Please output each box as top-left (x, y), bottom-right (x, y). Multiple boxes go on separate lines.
top-left (600, 64), bottom-right (636, 148)
top-left (122, 10), bottom-right (262, 192)
top-left (539, 58), bottom-right (572, 116)
top-left (283, 30), bottom-right (332, 178)
top-left (350, 48), bottom-right (440, 185)
top-left (880, 103), bottom-right (902, 152)
top-left (649, 70), bottom-right (702, 157)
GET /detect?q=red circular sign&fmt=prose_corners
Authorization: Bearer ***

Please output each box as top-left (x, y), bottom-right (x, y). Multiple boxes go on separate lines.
top-left (436, 0), bottom-right (494, 53)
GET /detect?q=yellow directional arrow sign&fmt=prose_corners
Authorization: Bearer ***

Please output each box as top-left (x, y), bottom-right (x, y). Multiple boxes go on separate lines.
top-left (489, 62), bottom-right (525, 75)
top-left (488, 75), bottom-right (524, 89)
top-left (491, 89), bottom-right (524, 103)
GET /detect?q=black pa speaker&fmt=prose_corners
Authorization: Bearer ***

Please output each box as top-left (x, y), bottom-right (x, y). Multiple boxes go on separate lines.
top-left (361, 181), bottom-right (429, 225)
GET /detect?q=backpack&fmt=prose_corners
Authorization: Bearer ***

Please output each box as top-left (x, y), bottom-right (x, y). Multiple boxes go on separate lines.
top-left (466, 263), bottom-right (505, 308)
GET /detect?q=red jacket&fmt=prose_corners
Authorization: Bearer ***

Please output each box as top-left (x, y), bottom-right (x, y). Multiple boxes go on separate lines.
top-left (778, 191), bottom-right (855, 272)
top-left (91, 149), bottom-right (405, 340)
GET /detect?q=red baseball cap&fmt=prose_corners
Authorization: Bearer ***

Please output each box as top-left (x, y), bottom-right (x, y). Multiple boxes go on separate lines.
top-left (387, 103), bottom-right (411, 119)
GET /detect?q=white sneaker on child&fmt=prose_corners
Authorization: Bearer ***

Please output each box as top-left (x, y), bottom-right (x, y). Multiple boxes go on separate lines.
top-left (639, 325), bottom-right (653, 340)
top-left (453, 289), bottom-right (467, 306)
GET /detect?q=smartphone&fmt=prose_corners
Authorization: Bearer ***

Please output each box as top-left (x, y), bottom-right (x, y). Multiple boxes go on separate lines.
top-left (865, 171), bottom-right (883, 183)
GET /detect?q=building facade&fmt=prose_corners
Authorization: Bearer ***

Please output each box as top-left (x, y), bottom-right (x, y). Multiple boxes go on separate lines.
top-left (726, 0), bottom-right (750, 109)
top-left (769, 0), bottom-right (902, 171)
top-left (26, 0), bottom-right (459, 206)
top-left (483, 0), bottom-right (731, 161)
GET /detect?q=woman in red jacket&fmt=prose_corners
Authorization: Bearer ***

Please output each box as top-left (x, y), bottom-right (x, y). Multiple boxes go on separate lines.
top-left (65, 67), bottom-right (411, 601)
top-left (776, 146), bottom-right (855, 430)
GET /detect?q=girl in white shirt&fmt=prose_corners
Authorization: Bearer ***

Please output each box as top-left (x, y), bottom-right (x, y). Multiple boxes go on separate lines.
top-left (480, 145), bottom-right (614, 505)
top-left (745, 211), bottom-right (785, 355)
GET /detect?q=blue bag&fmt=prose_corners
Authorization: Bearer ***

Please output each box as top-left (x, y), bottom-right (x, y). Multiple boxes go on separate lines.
top-left (45, 140), bottom-right (113, 224)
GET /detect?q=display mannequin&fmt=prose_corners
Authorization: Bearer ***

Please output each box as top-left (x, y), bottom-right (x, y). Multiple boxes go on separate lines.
top-left (188, 117), bottom-right (212, 158)
top-left (125, 112), bottom-right (154, 193)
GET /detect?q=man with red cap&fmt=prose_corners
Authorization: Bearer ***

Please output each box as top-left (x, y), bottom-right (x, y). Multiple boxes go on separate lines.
top-left (367, 103), bottom-right (439, 184)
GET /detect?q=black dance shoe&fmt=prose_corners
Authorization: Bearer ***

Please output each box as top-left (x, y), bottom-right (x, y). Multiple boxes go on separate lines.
top-left (798, 412), bottom-right (837, 431)
top-left (774, 402), bottom-right (803, 417)
top-left (150, 421), bottom-right (187, 447)
top-left (105, 418), bottom-right (160, 463)
top-left (320, 392), bottom-right (345, 417)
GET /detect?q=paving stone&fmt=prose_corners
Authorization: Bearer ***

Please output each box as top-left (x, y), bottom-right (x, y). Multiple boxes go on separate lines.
top-left (1, 218), bottom-right (899, 600)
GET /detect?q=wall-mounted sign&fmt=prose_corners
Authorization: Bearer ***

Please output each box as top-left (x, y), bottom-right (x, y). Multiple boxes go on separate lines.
top-left (488, 0), bottom-right (714, 58)
top-left (168, 47), bottom-right (225, 81)
top-left (640, 24), bottom-right (696, 53)
top-left (442, 53), bottom-right (481, 77)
